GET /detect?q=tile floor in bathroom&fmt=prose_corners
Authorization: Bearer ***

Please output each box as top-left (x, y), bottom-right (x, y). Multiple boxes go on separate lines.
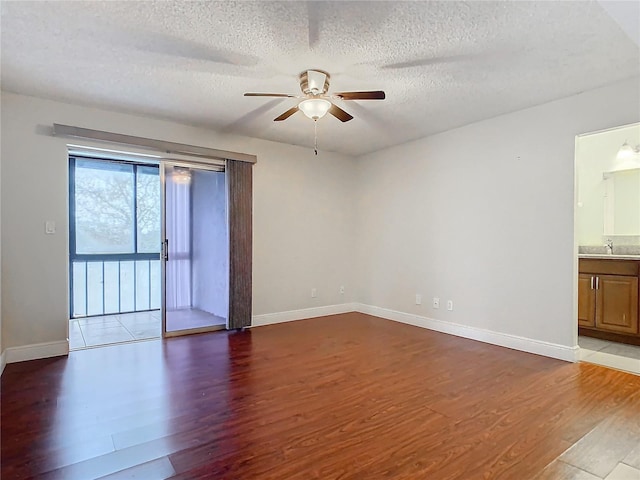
top-left (579, 335), bottom-right (640, 375)
top-left (69, 310), bottom-right (161, 350)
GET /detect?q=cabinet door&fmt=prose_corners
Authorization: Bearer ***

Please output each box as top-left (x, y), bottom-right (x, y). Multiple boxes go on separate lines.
top-left (595, 275), bottom-right (639, 334)
top-left (578, 274), bottom-right (596, 327)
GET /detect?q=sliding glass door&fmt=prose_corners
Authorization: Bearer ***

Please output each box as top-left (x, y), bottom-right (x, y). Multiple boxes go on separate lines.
top-left (161, 163), bottom-right (228, 336)
top-left (69, 154), bottom-right (246, 346)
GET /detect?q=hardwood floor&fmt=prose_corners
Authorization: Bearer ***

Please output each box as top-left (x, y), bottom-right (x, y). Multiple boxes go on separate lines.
top-left (2, 312), bottom-right (640, 479)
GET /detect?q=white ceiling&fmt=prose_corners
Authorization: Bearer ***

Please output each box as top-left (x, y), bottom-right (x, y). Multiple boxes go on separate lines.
top-left (1, 1), bottom-right (639, 156)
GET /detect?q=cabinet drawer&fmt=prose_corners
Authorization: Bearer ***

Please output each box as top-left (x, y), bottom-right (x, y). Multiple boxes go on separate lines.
top-left (579, 259), bottom-right (639, 276)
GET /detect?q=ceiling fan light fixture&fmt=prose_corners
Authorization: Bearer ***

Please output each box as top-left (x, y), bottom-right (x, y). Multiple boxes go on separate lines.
top-left (298, 98), bottom-right (331, 120)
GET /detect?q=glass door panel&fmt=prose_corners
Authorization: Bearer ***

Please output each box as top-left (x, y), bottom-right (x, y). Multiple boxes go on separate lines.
top-left (162, 163), bottom-right (228, 336)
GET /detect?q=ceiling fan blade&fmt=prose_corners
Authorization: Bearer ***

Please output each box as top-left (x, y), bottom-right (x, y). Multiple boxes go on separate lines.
top-left (274, 106), bottom-right (299, 121)
top-left (334, 91), bottom-right (386, 100)
top-left (245, 93), bottom-right (297, 98)
top-left (328, 104), bottom-right (354, 122)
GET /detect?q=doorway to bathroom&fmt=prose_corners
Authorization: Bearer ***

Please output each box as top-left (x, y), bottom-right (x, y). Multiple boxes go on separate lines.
top-left (575, 122), bottom-right (640, 375)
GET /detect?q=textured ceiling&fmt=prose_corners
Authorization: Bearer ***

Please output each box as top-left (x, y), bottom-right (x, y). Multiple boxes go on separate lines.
top-left (1, 1), bottom-right (639, 156)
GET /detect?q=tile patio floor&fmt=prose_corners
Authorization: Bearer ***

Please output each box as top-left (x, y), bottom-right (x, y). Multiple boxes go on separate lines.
top-left (69, 310), bottom-right (161, 350)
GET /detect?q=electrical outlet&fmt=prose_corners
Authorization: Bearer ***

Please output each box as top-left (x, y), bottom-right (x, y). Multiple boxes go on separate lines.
top-left (433, 297), bottom-right (440, 309)
top-left (339, 286), bottom-right (345, 295)
top-left (447, 300), bottom-right (453, 311)
top-left (415, 294), bottom-right (422, 305)
top-left (311, 288), bottom-right (317, 298)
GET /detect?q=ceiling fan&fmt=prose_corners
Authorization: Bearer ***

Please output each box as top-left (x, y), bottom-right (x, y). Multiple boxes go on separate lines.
top-left (244, 69), bottom-right (385, 123)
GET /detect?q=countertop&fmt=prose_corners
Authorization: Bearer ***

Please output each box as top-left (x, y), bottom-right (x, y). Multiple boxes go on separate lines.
top-left (578, 254), bottom-right (640, 260)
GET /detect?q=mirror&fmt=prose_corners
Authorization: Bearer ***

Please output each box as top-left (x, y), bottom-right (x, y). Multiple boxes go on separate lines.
top-left (604, 168), bottom-right (640, 236)
top-left (575, 122), bottom-right (640, 247)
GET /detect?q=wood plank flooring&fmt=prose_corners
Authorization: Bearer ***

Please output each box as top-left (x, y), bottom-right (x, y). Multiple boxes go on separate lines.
top-left (2, 313), bottom-right (640, 479)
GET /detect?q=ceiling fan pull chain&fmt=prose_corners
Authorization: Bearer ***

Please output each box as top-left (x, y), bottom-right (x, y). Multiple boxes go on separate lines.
top-left (314, 119), bottom-right (318, 155)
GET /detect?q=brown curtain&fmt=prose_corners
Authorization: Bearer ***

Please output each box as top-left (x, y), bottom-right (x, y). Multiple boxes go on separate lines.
top-left (227, 159), bottom-right (253, 329)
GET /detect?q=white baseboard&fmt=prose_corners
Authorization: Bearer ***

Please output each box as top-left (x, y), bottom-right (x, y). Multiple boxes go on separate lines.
top-left (354, 303), bottom-right (579, 362)
top-left (4, 340), bottom-right (69, 365)
top-left (0, 306), bottom-right (577, 372)
top-left (252, 303), bottom-right (358, 327)
top-left (0, 349), bottom-right (6, 376)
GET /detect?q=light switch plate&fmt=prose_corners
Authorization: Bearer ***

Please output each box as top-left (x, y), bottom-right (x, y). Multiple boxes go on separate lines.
top-left (45, 221), bottom-right (56, 234)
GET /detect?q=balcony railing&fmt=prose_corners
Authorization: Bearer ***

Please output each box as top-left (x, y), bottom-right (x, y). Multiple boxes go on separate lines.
top-left (70, 255), bottom-right (161, 318)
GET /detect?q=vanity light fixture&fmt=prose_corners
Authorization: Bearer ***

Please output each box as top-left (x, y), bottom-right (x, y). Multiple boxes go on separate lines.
top-left (610, 140), bottom-right (640, 173)
top-left (617, 141), bottom-right (635, 160)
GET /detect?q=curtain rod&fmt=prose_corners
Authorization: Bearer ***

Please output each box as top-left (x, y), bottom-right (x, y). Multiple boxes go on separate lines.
top-left (53, 124), bottom-right (257, 164)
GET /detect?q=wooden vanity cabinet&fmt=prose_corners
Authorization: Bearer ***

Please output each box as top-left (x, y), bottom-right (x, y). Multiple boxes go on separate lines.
top-left (578, 259), bottom-right (640, 343)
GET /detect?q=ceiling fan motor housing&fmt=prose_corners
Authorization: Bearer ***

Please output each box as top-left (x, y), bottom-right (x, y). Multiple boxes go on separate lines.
top-left (300, 69), bottom-right (330, 95)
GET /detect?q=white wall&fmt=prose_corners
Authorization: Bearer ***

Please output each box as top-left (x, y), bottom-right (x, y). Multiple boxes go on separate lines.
top-left (0, 92), bottom-right (356, 351)
top-left (3, 76), bottom-right (639, 361)
top-left (354, 77), bottom-right (640, 349)
top-left (576, 123), bottom-right (640, 245)
top-left (191, 170), bottom-right (228, 318)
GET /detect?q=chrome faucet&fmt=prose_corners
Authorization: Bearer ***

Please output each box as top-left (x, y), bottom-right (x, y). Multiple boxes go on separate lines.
top-left (605, 239), bottom-right (613, 254)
